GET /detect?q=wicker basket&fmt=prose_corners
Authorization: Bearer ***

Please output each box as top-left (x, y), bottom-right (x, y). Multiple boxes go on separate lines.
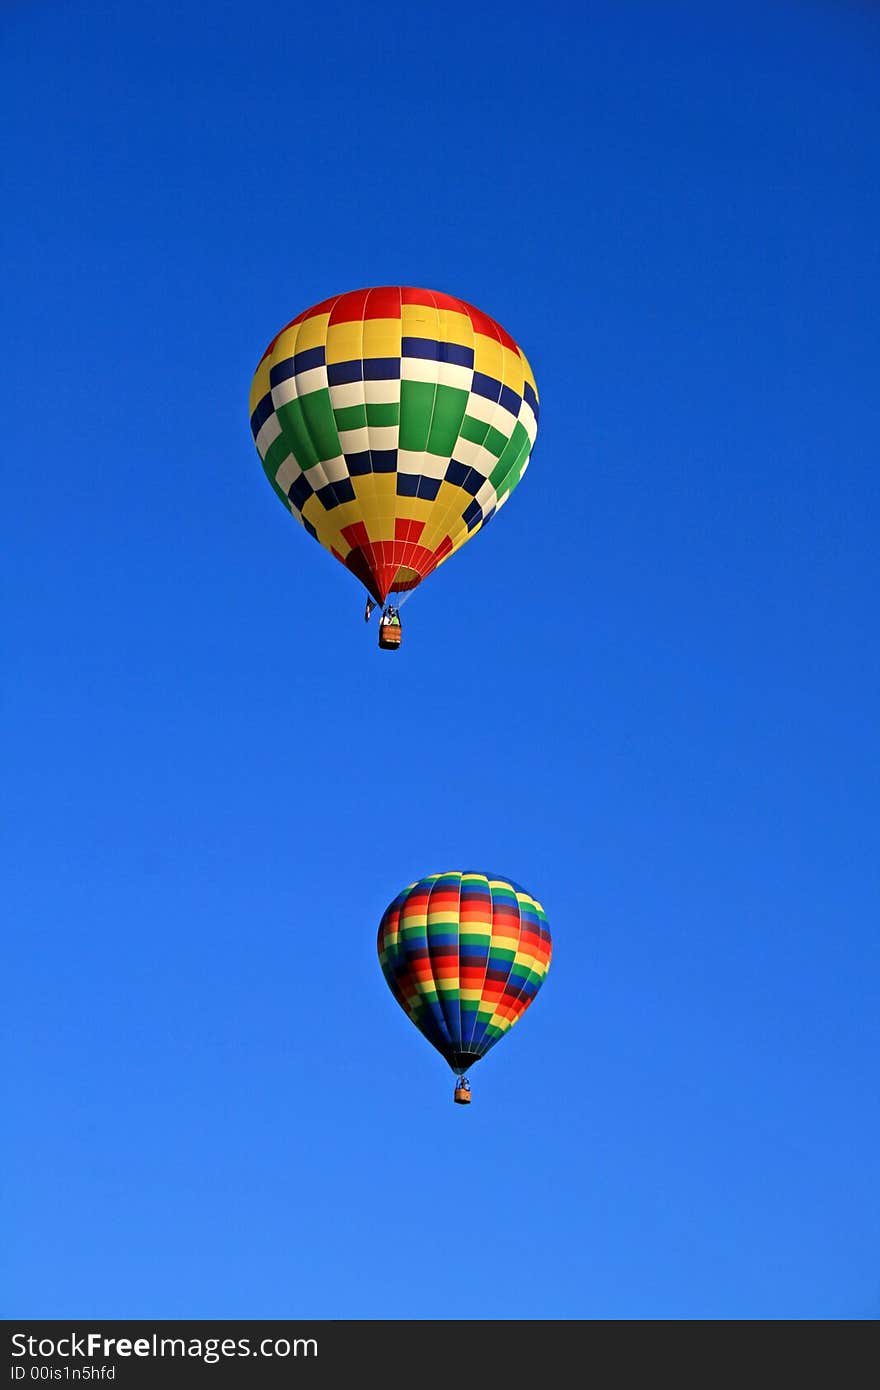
top-left (378, 624), bottom-right (402, 650)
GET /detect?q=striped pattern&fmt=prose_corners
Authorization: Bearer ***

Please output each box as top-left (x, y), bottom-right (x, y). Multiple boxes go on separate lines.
top-left (249, 287), bottom-right (539, 604)
top-left (377, 871), bottom-right (552, 1074)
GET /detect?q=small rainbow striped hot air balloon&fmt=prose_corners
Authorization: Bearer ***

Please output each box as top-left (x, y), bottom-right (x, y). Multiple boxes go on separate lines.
top-left (377, 871), bottom-right (552, 1104)
top-left (249, 287), bottom-right (539, 648)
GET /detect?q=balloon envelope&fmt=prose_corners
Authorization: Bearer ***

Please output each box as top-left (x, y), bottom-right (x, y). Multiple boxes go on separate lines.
top-left (377, 871), bottom-right (552, 1074)
top-left (249, 287), bottom-right (539, 603)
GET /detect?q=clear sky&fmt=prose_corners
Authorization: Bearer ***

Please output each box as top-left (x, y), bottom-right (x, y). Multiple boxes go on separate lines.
top-left (3, 0), bottom-right (879, 1320)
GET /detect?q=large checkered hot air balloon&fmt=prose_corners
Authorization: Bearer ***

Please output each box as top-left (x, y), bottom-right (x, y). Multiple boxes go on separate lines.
top-left (377, 872), bottom-right (552, 1104)
top-left (249, 287), bottom-right (539, 649)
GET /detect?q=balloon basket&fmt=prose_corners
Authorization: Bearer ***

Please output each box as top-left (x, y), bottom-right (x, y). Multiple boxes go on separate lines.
top-left (454, 1084), bottom-right (472, 1105)
top-left (378, 625), bottom-right (402, 650)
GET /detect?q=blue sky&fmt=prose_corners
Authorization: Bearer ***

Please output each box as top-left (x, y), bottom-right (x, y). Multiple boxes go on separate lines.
top-left (3, 0), bottom-right (879, 1319)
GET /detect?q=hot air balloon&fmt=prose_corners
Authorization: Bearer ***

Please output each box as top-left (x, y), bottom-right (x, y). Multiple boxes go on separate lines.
top-left (377, 871), bottom-right (552, 1104)
top-left (249, 287), bottom-right (539, 649)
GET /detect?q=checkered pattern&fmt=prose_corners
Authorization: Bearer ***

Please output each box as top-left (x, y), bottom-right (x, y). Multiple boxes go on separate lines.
top-left (377, 871), bottom-right (552, 1076)
top-left (249, 287), bottom-right (539, 603)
